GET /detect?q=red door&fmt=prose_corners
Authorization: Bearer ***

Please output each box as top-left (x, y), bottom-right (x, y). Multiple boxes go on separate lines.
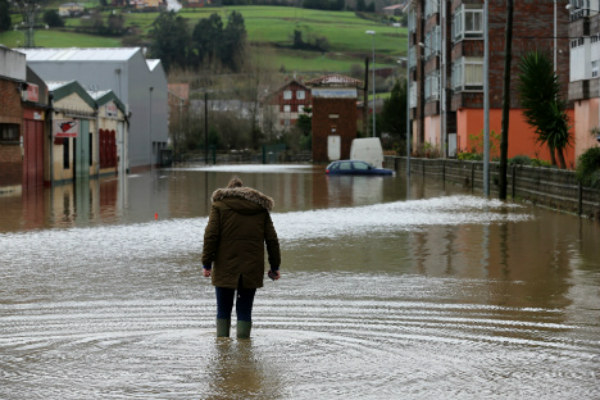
top-left (23, 118), bottom-right (44, 188)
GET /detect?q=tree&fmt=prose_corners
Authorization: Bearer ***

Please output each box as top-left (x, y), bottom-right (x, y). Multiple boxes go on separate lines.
top-left (192, 13), bottom-right (223, 66)
top-left (14, 0), bottom-right (49, 47)
top-left (356, 0), bottom-right (366, 11)
top-left (149, 11), bottom-right (190, 72)
top-left (380, 81), bottom-right (406, 138)
top-left (43, 9), bottom-right (64, 27)
top-left (220, 11), bottom-right (246, 71)
top-left (517, 50), bottom-right (571, 169)
top-left (107, 13), bottom-right (125, 35)
top-left (0, 0), bottom-right (11, 32)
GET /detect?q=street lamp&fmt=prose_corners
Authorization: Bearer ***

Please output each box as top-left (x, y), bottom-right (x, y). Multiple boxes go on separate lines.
top-left (366, 30), bottom-right (376, 137)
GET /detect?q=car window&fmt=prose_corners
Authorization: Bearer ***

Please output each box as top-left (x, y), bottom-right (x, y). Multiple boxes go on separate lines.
top-left (328, 163), bottom-right (338, 170)
top-left (339, 162), bottom-right (352, 171)
top-left (353, 161), bottom-right (370, 170)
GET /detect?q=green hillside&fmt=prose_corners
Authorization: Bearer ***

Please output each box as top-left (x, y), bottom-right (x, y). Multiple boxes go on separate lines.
top-left (0, 5), bottom-right (407, 74)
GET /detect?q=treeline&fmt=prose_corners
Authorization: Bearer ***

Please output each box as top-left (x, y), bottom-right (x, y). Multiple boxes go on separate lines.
top-left (149, 10), bottom-right (246, 72)
top-left (302, 0), bottom-right (345, 10)
top-left (0, 0), bottom-right (10, 32)
top-left (215, 0), bottom-right (377, 11)
top-left (292, 29), bottom-right (329, 52)
top-left (220, 0), bottom-right (300, 5)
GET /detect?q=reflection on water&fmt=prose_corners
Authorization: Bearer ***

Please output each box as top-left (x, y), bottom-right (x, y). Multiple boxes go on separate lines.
top-left (0, 164), bottom-right (599, 399)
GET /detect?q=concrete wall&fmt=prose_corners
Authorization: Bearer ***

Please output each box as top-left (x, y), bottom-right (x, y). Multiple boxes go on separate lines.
top-left (0, 47), bottom-right (26, 81)
top-left (387, 156), bottom-right (600, 220)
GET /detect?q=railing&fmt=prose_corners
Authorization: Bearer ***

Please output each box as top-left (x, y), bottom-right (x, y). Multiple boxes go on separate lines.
top-left (386, 156), bottom-right (600, 219)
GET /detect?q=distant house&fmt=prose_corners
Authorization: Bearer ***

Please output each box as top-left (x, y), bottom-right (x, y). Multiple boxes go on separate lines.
top-left (129, 0), bottom-right (163, 9)
top-left (264, 80), bottom-right (312, 134)
top-left (185, 0), bottom-right (211, 7)
top-left (19, 47), bottom-right (169, 171)
top-left (58, 3), bottom-right (84, 17)
top-left (382, 4), bottom-right (405, 16)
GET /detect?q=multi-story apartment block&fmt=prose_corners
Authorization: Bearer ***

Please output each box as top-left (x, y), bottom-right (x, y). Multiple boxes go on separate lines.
top-left (408, 0), bottom-right (573, 165)
top-left (568, 0), bottom-right (600, 161)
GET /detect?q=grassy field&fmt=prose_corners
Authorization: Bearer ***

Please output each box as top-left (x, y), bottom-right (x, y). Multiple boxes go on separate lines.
top-left (0, 29), bottom-right (121, 48)
top-left (0, 5), bottom-right (407, 74)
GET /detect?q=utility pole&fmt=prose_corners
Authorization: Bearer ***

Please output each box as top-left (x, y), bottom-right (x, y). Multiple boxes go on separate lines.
top-left (483, 0), bottom-right (490, 197)
top-left (363, 57), bottom-right (369, 137)
top-left (204, 91), bottom-right (209, 165)
top-left (499, 0), bottom-right (514, 200)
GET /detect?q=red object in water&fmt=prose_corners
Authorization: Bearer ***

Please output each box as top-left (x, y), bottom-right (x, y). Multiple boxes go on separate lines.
top-left (154, 213), bottom-right (158, 220)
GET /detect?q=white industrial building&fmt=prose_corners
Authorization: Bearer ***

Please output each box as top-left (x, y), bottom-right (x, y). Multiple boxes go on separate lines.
top-left (17, 47), bottom-right (168, 171)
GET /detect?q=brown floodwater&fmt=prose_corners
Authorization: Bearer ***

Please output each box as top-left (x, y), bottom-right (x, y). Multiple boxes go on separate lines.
top-left (0, 164), bottom-right (599, 399)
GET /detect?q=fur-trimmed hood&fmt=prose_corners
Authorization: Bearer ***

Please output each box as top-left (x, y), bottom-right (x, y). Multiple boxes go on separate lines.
top-left (211, 187), bottom-right (274, 211)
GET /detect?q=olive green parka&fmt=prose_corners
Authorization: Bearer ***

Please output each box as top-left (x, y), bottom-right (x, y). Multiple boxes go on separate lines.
top-left (201, 185), bottom-right (280, 289)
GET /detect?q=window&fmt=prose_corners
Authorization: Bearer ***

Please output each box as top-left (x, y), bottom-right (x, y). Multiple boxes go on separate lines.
top-left (298, 105), bottom-right (305, 114)
top-left (408, 46), bottom-right (416, 69)
top-left (283, 90), bottom-right (292, 100)
top-left (425, 0), bottom-right (439, 18)
top-left (592, 60), bottom-right (599, 78)
top-left (452, 57), bottom-right (483, 91)
top-left (425, 72), bottom-right (440, 100)
top-left (339, 161), bottom-right (352, 171)
top-left (408, 8), bottom-right (416, 33)
top-left (409, 82), bottom-right (417, 108)
top-left (453, 4), bottom-right (483, 41)
top-left (0, 124), bottom-right (19, 143)
top-left (283, 105), bottom-right (291, 113)
top-left (424, 26), bottom-right (441, 58)
top-left (296, 90), bottom-right (305, 100)
top-left (353, 161), bottom-right (370, 171)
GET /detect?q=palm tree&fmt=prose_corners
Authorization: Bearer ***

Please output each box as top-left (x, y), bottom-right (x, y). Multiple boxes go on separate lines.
top-left (517, 51), bottom-right (570, 168)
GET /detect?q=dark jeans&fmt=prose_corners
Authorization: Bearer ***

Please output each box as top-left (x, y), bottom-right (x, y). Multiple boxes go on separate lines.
top-left (215, 277), bottom-right (256, 322)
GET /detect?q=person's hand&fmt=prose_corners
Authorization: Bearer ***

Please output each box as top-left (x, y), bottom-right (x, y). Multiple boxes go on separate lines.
top-left (268, 270), bottom-right (280, 281)
top-left (203, 268), bottom-right (211, 278)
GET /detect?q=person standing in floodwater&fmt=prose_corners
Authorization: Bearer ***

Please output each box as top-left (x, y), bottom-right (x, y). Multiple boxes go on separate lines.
top-left (202, 176), bottom-right (281, 338)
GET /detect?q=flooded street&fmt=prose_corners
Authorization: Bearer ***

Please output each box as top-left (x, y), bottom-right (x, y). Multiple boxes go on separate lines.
top-left (1, 164), bottom-right (599, 399)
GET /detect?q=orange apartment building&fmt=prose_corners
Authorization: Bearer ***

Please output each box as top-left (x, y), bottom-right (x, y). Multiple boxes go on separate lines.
top-left (408, 0), bottom-right (575, 166)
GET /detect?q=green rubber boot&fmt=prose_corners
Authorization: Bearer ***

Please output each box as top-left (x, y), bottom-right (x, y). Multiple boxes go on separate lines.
top-left (236, 320), bottom-right (252, 339)
top-left (216, 318), bottom-right (231, 338)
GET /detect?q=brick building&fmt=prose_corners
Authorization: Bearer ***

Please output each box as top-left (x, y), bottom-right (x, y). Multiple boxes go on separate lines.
top-left (0, 50), bottom-right (25, 191)
top-left (568, 0), bottom-right (600, 160)
top-left (0, 47), bottom-right (49, 192)
top-left (307, 74), bottom-right (364, 163)
top-left (408, 0), bottom-right (573, 165)
top-left (263, 80), bottom-right (312, 134)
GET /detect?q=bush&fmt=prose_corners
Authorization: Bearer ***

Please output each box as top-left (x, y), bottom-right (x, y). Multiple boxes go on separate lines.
top-left (457, 152), bottom-right (482, 161)
top-left (508, 155), bottom-right (531, 165)
top-left (508, 155), bottom-right (552, 167)
top-left (576, 147), bottom-right (600, 188)
top-left (43, 9), bottom-right (64, 28)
